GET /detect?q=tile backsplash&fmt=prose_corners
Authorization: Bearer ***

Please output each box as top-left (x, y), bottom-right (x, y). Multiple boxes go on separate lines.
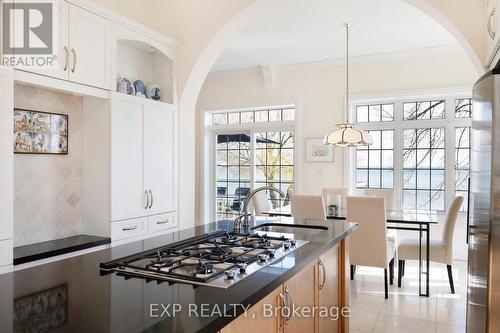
top-left (14, 84), bottom-right (83, 246)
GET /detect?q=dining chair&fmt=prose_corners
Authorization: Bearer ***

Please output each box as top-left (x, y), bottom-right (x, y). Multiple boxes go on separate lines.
top-left (365, 188), bottom-right (395, 210)
top-left (365, 188), bottom-right (397, 245)
top-left (397, 195), bottom-right (464, 293)
top-left (347, 196), bottom-right (396, 299)
top-left (252, 190), bottom-right (272, 215)
top-left (291, 194), bottom-right (327, 220)
top-left (322, 188), bottom-right (348, 210)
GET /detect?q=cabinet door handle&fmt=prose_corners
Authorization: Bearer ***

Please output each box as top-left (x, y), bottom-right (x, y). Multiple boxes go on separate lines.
top-left (144, 190), bottom-right (149, 209)
top-left (284, 287), bottom-right (293, 324)
top-left (156, 219), bottom-right (169, 225)
top-left (71, 48), bottom-right (77, 72)
top-left (319, 259), bottom-right (326, 290)
top-left (149, 190), bottom-right (154, 209)
top-left (63, 46), bottom-right (69, 71)
top-left (488, 8), bottom-right (496, 40)
top-left (122, 225), bottom-right (137, 231)
top-left (278, 292), bottom-right (286, 328)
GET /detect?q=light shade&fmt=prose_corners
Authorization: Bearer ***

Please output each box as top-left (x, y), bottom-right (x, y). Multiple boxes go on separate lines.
top-left (324, 124), bottom-right (373, 147)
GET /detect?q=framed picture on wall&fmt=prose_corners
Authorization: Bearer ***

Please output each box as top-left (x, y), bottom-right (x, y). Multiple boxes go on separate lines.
top-left (13, 109), bottom-right (68, 155)
top-left (305, 138), bottom-right (334, 162)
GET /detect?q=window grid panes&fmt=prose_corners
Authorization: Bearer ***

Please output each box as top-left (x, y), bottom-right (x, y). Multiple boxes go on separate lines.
top-left (212, 107), bottom-right (295, 125)
top-left (455, 126), bottom-right (471, 211)
top-left (403, 100), bottom-right (446, 120)
top-left (255, 131), bottom-right (294, 208)
top-left (356, 130), bottom-right (394, 189)
top-left (216, 134), bottom-right (251, 220)
top-left (403, 128), bottom-right (446, 211)
top-left (356, 104), bottom-right (394, 122)
top-left (455, 98), bottom-right (472, 118)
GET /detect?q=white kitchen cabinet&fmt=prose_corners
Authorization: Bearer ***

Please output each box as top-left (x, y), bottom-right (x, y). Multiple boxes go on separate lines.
top-left (110, 97), bottom-right (145, 221)
top-left (143, 103), bottom-right (176, 214)
top-left (68, 4), bottom-right (111, 89)
top-left (8, 1), bottom-right (111, 89)
top-left (111, 217), bottom-right (147, 241)
top-left (0, 67), bottom-right (13, 266)
top-left (110, 93), bottom-right (177, 226)
top-left (486, 0), bottom-right (500, 66)
top-left (10, 0), bottom-right (69, 80)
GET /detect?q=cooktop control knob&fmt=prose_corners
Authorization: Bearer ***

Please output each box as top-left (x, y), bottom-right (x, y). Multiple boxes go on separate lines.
top-left (290, 239), bottom-right (297, 247)
top-left (225, 270), bottom-right (235, 279)
top-left (237, 263), bottom-right (247, 273)
top-left (267, 249), bottom-right (276, 258)
top-left (283, 241), bottom-right (291, 250)
top-left (258, 254), bottom-right (268, 262)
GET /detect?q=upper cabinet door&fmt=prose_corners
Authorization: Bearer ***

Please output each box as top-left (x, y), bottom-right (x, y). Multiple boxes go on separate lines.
top-left (110, 97), bottom-right (146, 221)
top-left (7, 0), bottom-right (69, 79)
top-left (68, 4), bottom-right (111, 89)
top-left (485, 0), bottom-right (500, 65)
top-left (143, 103), bottom-right (176, 214)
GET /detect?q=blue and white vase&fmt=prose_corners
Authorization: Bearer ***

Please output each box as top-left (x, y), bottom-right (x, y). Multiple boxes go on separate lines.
top-left (146, 84), bottom-right (161, 101)
top-left (134, 80), bottom-right (145, 97)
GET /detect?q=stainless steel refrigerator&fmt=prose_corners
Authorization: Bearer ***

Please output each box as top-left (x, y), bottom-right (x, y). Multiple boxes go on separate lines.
top-left (468, 70), bottom-right (500, 332)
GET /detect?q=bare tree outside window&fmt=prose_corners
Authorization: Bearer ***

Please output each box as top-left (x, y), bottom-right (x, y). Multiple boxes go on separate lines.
top-left (403, 128), bottom-right (445, 210)
top-left (403, 100), bottom-right (445, 120)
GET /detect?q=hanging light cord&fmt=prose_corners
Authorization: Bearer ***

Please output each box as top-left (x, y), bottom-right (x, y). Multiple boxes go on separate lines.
top-left (345, 23), bottom-right (350, 122)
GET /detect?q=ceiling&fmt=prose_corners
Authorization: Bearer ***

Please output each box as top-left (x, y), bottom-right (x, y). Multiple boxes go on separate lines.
top-left (211, 0), bottom-right (459, 72)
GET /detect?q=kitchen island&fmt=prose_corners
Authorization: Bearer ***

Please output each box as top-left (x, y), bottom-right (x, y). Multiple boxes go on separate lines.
top-left (0, 216), bottom-right (356, 333)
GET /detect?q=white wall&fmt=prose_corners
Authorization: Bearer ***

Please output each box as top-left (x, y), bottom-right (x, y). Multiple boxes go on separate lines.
top-left (196, 50), bottom-right (477, 259)
top-left (14, 85), bottom-right (83, 246)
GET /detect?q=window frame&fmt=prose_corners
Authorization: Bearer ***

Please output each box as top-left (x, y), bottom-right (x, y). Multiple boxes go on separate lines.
top-left (347, 88), bottom-right (472, 211)
top-left (206, 105), bottom-right (296, 221)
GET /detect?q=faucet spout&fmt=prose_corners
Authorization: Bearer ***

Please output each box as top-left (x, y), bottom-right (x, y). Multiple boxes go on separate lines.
top-left (236, 186), bottom-right (286, 230)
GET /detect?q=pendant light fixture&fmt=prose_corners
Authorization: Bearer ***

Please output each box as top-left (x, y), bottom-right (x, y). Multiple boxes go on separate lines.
top-left (324, 23), bottom-right (372, 147)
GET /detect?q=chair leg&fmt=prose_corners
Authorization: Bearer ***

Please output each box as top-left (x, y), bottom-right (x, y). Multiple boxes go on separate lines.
top-left (398, 260), bottom-right (403, 288)
top-left (350, 265), bottom-right (356, 280)
top-left (389, 258), bottom-right (394, 285)
top-left (384, 268), bottom-right (389, 299)
top-left (447, 265), bottom-right (455, 294)
top-left (402, 260), bottom-right (405, 276)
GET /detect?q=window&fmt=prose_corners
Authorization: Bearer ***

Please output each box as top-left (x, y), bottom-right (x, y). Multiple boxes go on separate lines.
top-left (403, 100), bottom-right (445, 120)
top-left (210, 105), bottom-right (295, 220)
top-left (356, 104), bottom-right (394, 122)
top-left (212, 106), bottom-right (295, 125)
top-left (216, 134), bottom-right (251, 219)
top-left (351, 93), bottom-right (471, 212)
top-left (255, 131), bottom-right (294, 208)
top-left (455, 98), bottom-right (472, 118)
top-left (403, 128), bottom-right (445, 210)
top-left (356, 130), bottom-right (394, 188)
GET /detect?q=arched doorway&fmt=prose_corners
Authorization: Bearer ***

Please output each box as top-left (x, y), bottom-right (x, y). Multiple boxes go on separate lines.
top-left (179, 0), bottom-right (484, 224)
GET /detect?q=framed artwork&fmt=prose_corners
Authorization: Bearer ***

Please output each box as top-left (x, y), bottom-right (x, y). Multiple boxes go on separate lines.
top-left (14, 284), bottom-right (68, 333)
top-left (305, 138), bottom-right (334, 162)
top-left (14, 109), bottom-right (68, 155)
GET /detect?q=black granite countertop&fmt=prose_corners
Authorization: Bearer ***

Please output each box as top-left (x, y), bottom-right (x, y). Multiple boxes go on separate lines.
top-left (0, 216), bottom-right (356, 333)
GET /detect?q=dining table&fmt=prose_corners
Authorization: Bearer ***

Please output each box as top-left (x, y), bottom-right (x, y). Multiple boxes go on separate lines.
top-left (262, 205), bottom-right (439, 297)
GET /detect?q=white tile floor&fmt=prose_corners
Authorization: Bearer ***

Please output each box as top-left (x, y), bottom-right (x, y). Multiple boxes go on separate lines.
top-left (349, 260), bottom-right (467, 333)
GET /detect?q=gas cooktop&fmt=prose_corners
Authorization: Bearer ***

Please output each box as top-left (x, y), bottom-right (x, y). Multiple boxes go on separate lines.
top-left (100, 230), bottom-right (308, 288)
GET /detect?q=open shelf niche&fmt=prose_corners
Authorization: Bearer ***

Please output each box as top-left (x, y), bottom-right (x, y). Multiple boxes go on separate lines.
top-left (115, 39), bottom-right (174, 104)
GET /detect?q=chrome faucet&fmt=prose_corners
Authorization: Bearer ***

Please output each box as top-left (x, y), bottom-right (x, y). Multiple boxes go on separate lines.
top-left (233, 186), bottom-right (286, 234)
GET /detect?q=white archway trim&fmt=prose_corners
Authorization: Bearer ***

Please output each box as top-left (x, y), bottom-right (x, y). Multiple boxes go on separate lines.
top-left (403, 0), bottom-right (484, 75)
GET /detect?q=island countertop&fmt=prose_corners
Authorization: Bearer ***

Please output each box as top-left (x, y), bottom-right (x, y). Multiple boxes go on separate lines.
top-left (0, 216), bottom-right (356, 333)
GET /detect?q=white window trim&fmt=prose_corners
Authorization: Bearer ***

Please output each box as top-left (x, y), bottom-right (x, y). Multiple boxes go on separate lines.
top-left (347, 86), bottom-right (472, 211)
top-left (204, 105), bottom-right (297, 223)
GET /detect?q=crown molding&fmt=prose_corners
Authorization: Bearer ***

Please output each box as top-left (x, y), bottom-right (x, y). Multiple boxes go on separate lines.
top-left (209, 44), bottom-right (463, 78)
top-left (68, 0), bottom-right (180, 49)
